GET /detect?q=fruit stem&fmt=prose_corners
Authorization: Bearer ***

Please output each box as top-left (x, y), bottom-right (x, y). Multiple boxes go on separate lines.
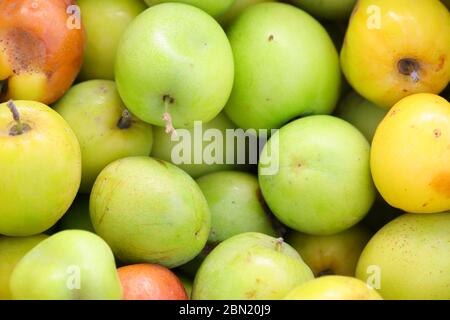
top-left (117, 109), bottom-right (132, 129)
top-left (275, 237), bottom-right (284, 252)
top-left (410, 70), bottom-right (420, 83)
top-left (6, 100), bottom-right (29, 136)
top-left (162, 95), bottom-right (176, 137)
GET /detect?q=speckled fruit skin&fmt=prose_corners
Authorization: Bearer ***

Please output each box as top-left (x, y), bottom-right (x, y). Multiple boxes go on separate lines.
top-left (54, 80), bottom-right (153, 193)
top-left (90, 156), bottom-right (211, 268)
top-left (115, 3), bottom-right (234, 128)
top-left (77, 0), bottom-right (146, 80)
top-left (289, 0), bottom-right (357, 20)
top-left (0, 234), bottom-right (48, 300)
top-left (144, 0), bottom-right (235, 17)
top-left (341, 0), bottom-right (450, 109)
top-left (287, 225), bottom-right (372, 277)
top-left (356, 213), bottom-right (450, 300)
top-left (151, 112), bottom-right (239, 178)
top-left (335, 91), bottom-right (387, 142)
top-left (192, 232), bottom-right (314, 300)
top-left (259, 115), bottom-right (375, 235)
top-left (284, 276), bottom-right (382, 300)
top-left (0, 100), bottom-right (81, 236)
top-left (371, 93), bottom-right (450, 213)
top-left (10, 230), bottom-right (122, 300)
top-left (224, 2), bottom-right (341, 130)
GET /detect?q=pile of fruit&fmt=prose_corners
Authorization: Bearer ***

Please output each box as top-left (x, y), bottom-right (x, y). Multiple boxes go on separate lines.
top-left (0, 0), bottom-right (449, 300)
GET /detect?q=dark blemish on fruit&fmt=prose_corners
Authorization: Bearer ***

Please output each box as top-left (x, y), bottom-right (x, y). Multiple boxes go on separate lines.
top-left (5, 28), bottom-right (46, 73)
top-left (437, 55), bottom-right (446, 71)
top-left (390, 109), bottom-right (398, 117)
top-left (403, 89), bottom-right (408, 93)
top-left (430, 172), bottom-right (450, 198)
top-left (162, 94), bottom-right (175, 104)
top-left (422, 202), bottom-right (428, 207)
top-left (246, 290), bottom-right (257, 299)
top-left (265, 97), bottom-right (271, 102)
top-left (397, 58), bottom-right (420, 82)
top-left (268, 34), bottom-right (274, 42)
top-left (433, 129), bottom-right (441, 138)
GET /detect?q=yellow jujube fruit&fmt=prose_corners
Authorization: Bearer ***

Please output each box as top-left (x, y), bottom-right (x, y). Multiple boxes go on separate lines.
top-left (341, 0), bottom-right (450, 108)
top-left (371, 93), bottom-right (450, 213)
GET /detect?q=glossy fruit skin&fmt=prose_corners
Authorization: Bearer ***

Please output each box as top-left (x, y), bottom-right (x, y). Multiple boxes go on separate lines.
top-left (115, 3), bottom-right (234, 128)
top-left (371, 93), bottom-right (450, 213)
top-left (224, 2), bottom-right (341, 130)
top-left (0, 234), bottom-right (48, 300)
top-left (284, 276), bottom-right (382, 300)
top-left (356, 213), bottom-right (450, 300)
top-left (192, 232), bottom-right (314, 300)
top-left (287, 225), bottom-right (372, 277)
top-left (151, 112), bottom-right (240, 178)
top-left (144, 0), bottom-right (235, 17)
top-left (259, 115), bottom-right (375, 235)
top-left (54, 80), bottom-right (153, 193)
top-left (10, 230), bottom-right (122, 300)
top-left (0, 100), bottom-right (81, 236)
top-left (118, 264), bottom-right (188, 300)
top-left (90, 156), bottom-right (211, 268)
top-left (290, 0), bottom-right (357, 20)
top-left (77, 0), bottom-right (146, 80)
top-left (58, 194), bottom-right (94, 232)
top-left (197, 171), bottom-right (278, 243)
top-left (341, 0), bottom-right (450, 108)
top-left (335, 91), bottom-right (387, 142)
top-left (0, 0), bottom-right (85, 104)
top-left (217, 0), bottom-right (273, 27)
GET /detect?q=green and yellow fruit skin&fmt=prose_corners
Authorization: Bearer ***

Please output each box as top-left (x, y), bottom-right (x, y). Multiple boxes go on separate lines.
top-left (0, 100), bottom-right (81, 236)
top-left (341, 0), bottom-right (450, 108)
top-left (284, 275), bottom-right (383, 300)
top-left (90, 156), bottom-right (211, 268)
top-left (0, 234), bottom-right (48, 300)
top-left (356, 213), bottom-right (450, 300)
top-left (10, 230), bottom-right (122, 300)
top-left (54, 80), bottom-right (153, 193)
top-left (287, 225), bottom-right (372, 277)
top-left (77, 0), bottom-right (147, 80)
top-left (192, 232), bottom-right (314, 300)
